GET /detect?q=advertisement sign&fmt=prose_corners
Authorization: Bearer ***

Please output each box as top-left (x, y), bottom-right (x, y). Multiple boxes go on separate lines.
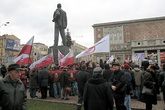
top-left (160, 52), bottom-right (165, 65)
top-left (6, 39), bottom-right (20, 51)
top-left (132, 53), bottom-right (145, 66)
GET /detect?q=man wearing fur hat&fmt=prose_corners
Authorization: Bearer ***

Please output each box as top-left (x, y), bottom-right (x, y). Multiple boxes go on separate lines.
top-left (0, 63), bottom-right (27, 110)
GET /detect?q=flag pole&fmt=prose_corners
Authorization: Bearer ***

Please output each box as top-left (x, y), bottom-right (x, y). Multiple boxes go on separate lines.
top-left (108, 34), bottom-right (111, 58)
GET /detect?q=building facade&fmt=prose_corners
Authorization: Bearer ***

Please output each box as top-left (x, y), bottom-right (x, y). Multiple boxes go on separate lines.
top-left (93, 16), bottom-right (165, 66)
top-left (0, 34), bottom-right (20, 64)
top-left (31, 43), bottom-right (48, 62)
top-left (72, 41), bottom-right (87, 56)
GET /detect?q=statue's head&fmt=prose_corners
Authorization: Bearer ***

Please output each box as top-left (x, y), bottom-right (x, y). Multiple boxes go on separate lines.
top-left (57, 3), bottom-right (61, 8)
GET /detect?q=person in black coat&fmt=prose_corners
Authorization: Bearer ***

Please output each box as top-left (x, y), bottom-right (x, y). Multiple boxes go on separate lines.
top-left (38, 67), bottom-right (50, 99)
top-left (141, 57), bottom-right (149, 71)
top-left (59, 67), bottom-right (70, 100)
top-left (140, 65), bottom-right (158, 110)
top-left (76, 65), bottom-right (90, 110)
top-left (159, 63), bottom-right (165, 104)
top-left (111, 62), bottom-right (127, 110)
top-left (83, 67), bottom-right (114, 110)
top-left (103, 64), bottom-right (112, 82)
top-left (29, 69), bottom-right (38, 98)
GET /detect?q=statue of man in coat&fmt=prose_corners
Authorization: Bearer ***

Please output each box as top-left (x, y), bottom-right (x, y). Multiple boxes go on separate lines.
top-left (52, 3), bottom-right (67, 46)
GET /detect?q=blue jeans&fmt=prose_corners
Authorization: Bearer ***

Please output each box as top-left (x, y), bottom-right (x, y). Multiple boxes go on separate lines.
top-left (124, 95), bottom-right (131, 110)
top-left (57, 82), bottom-right (61, 97)
top-left (53, 83), bottom-right (58, 98)
top-left (135, 86), bottom-right (141, 99)
top-left (72, 81), bottom-right (78, 96)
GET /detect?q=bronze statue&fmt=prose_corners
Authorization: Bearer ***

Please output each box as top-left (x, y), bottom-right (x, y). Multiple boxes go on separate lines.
top-left (52, 3), bottom-right (68, 65)
top-left (52, 3), bottom-right (67, 46)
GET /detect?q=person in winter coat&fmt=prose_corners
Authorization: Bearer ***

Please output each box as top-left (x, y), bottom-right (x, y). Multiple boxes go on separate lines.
top-left (140, 65), bottom-right (158, 110)
top-left (102, 64), bottom-right (113, 82)
top-left (29, 69), bottom-right (38, 98)
top-left (38, 67), bottom-right (50, 99)
top-left (111, 62), bottom-right (127, 110)
top-left (59, 67), bottom-right (71, 100)
top-left (83, 66), bottom-right (114, 110)
top-left (76, 65), bottom-right (90, 110)
top-left (0, 64), bottom-right (26, 110)
top-left (158, 63), bottom-right (165, 107)
top-left (132, 65), bottom-right (143, 99)
top-left (123, 64), bottom-right (133, 110)
top-left (141, 57), bottom-right (149, 71)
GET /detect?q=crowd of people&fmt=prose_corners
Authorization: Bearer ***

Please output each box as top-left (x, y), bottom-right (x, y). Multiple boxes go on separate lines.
top-left (0, 57), bottom-right (165, 110)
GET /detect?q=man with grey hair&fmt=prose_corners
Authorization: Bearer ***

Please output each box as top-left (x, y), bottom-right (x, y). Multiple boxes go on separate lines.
top-left (83, 66), bottom-right (114, 110)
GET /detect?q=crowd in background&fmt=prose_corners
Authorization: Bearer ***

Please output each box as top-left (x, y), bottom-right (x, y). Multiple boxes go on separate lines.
top-left (0, 57), bottom-right (165, 110)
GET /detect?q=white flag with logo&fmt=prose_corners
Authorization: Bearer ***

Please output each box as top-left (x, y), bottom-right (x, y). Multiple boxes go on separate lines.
top-left (94, 34), bottom-right (110, 53)
top-left (76, 34), bottom-right (110, 58)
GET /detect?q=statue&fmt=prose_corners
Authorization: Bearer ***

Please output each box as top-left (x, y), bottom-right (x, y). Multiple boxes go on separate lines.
top-left (52, 3), bottom-right (68, 65)
top-left (52, 3), bottom-right (67, 46)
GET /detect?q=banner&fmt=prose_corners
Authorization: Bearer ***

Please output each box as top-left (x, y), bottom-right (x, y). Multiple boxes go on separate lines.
top-left (6, 39), bottom-right (20, 51)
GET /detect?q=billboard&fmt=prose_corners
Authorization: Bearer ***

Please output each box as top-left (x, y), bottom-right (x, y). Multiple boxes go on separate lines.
top-left (6, 39), bottom-right (20, 51)
top-left (132, 53), bottom-right (145, 66)
top-left (160, 52), bottom-right (165, 65)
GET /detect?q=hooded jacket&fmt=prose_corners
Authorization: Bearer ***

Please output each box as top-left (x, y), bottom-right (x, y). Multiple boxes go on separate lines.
top-left (132, 68), bottom-right (143, 86)
top-left (83, 75), bottom-right (114, 110)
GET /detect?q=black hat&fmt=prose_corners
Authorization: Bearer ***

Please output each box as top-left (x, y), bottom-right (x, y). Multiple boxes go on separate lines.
top-left (8, 64), bottom-right (21, 72)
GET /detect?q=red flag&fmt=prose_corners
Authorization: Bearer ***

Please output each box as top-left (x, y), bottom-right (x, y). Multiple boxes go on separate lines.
top-left (14, 36), bottom-right (34, 65)
top-left (29, 53), bottom-right (54, 69)
top-left (15, 54), bottom-right (33, 65)
top-left (59, 50), bottom-right (74, 66)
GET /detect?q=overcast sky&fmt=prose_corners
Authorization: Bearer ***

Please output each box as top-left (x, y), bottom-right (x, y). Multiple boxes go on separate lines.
top-left (0, 0), bottom-right (165, 47)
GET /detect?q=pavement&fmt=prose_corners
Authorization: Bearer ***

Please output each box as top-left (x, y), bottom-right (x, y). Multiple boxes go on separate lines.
top-left (27, 92), bottom-right (165, 110)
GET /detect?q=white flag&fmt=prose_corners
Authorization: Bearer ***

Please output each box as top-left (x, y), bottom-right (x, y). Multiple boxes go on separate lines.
top-left (94, 34), bottom-right (110, 53)
top-left (76, 34), bottom-right (110, 58)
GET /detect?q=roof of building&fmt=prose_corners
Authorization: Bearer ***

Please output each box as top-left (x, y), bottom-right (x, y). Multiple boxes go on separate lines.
top-left (92, 16), bottom-right (165, 27)
top-left (0, 34), bottom-right (20, 40)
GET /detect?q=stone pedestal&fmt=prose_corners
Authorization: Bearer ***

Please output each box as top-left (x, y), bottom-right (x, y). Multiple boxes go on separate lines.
top-left (57, 45), bottom-right (70, 55)
top-left (53, 45), bottom-right (69, 65)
